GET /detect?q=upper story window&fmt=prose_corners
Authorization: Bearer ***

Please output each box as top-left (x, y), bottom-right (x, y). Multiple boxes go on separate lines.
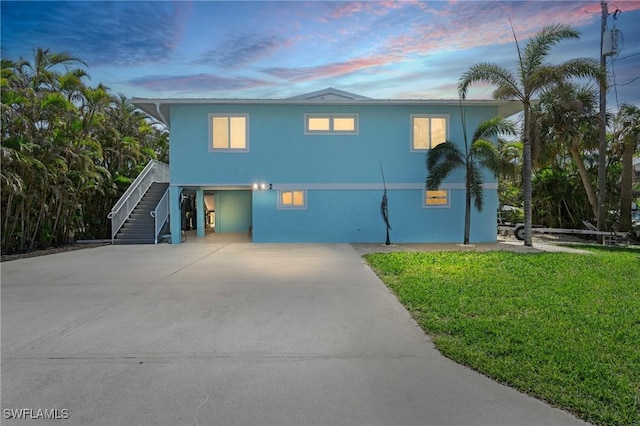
top-left (305, 114), bottom-right (358, 134)
top-left (209, 114), bottom-right (249, 151)
top-left (411, 115), bottom-right (447, 151)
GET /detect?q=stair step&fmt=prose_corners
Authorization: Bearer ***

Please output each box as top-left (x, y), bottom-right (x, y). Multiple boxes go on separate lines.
top-left (113, 239), bottom-right (155, 245)
top-left (112, 180), bottom-right (169, 244)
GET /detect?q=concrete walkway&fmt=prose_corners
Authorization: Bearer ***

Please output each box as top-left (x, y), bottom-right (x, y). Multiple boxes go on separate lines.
top-left (1, 243), bottom-right (587, 425)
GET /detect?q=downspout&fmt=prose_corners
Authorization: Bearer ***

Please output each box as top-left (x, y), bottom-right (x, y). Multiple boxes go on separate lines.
top-left (155, 102), bottom-right (169, 129)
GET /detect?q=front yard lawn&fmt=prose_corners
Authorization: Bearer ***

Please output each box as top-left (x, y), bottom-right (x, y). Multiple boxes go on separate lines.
top-left (364, 246), bottom-right (640, 426)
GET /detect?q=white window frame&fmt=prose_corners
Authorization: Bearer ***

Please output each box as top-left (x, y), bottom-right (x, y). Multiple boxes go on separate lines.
top-left (304, 113), bottom-right (358, 135)
top-left (278, 190), bottom-right (307, 210)
top-left (423, 189), bottom-right (450, 208)
top-left (410, 114), bottom-right (449, 151)
top-left (209, 113), bottom-right (250, 152)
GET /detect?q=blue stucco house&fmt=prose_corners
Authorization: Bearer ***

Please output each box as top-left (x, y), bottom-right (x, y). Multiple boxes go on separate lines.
top-left (131, 88), bottom-right (520, 244)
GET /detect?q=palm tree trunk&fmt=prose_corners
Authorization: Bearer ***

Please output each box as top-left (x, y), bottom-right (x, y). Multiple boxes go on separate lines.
top-left (619, 138), bottom-right (634, 231)
top-left (464, 167), bottom-right (471, 244)
top-left (523, 103), bottom-right (533, 246)
top-left (2, 192), bottom-right (14, 249)
top-left (568, 143), bottom-right (598, 219)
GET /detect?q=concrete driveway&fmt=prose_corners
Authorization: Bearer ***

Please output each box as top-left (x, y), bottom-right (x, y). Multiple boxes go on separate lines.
top-left (1, 243), bottom-right (586, 425)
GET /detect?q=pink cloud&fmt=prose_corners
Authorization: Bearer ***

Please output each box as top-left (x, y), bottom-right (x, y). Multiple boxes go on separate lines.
top-left (263, 55), bottom-right (396, 82)
top-left (128, 74), bottom-right (275, 93)
top-left (329, 0), bottom-right (410, 19)
top-left (381, 1), bottom-right (619, 58)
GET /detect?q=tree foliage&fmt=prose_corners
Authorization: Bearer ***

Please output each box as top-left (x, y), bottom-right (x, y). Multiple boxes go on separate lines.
top-left (613, 103), bottom-right (640, 231)
top-left (1, 48), bottom-right (168, 254)
top-left (531, 82), bottom-right (601, 219)
top-left (426, 116), bottom-right (516, 244)
top-left (459, 23), bottom-right (602, 246)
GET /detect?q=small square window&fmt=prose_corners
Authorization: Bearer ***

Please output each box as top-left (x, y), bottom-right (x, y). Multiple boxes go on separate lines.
top-left (424, 190), bottom-right (450, 208)
top-left (279, 190), bottom-right (306, 209)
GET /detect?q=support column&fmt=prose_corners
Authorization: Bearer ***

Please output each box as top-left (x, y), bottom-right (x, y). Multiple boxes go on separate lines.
top-left (196, 188), bottom-right (205, 238)
top-left (170, 186), bottom-right (182, 244)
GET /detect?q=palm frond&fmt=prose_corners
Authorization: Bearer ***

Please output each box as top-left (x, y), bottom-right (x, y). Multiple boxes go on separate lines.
top-left (493, 85), bottom-right (521, 100)
top-left (467, 165), bottom-right (485, 211)
top-left (472, 116), bottom-right (517, 143)
top-left (522, 24), bottom-right (580, 78)
top-left (425, 142), bottom-right (464, 190)
top-left (555, 58), bottom-right (603, 84)
top-left (458, 63), bottom-right (522, 100)
top-left (470, 140), bottom-right (500, 178)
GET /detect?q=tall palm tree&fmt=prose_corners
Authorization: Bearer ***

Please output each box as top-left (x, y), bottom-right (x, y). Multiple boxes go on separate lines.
top-left (426, 116), bottom-right (516, 245)
top-left (20, 47), bottom-right (86, 92)
top-left (614, 103), bottom-right (640, 231)
top-left (458, 24), bottom-right (602, 246)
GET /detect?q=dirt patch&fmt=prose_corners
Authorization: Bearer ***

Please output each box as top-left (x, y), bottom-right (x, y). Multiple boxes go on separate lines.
top-left (353, 232), bottom-right (637, 256)
top-left (1, 243), bottom-right (110, 262)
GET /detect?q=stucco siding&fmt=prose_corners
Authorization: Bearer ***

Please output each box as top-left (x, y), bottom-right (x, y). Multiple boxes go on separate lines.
top-left (169, 103), bottom-right (499, 186)
top-left (252, 188), bottom-right (498, 243)
top-left (167, 100), bottom-right (502, 243)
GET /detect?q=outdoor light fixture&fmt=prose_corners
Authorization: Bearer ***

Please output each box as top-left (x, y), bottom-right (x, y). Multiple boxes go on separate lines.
top-left (252, 182), bottom-right (272, 191)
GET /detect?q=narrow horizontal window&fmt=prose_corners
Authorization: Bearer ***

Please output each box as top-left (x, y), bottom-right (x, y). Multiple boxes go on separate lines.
top-left (308, 117), bottom-right (330, 131)
top-left (411, 115), bottom-right (448, 151)
top-left (305, 114), bottom-right (358, 134)
top-left (209, 114), bottom-right (249, 151)
top-left (424, 190), bottom-right (450, 208)
top-left (279, 190), bottom-right (307, 209)
top-left (333, 117), bottom-right (355, 131)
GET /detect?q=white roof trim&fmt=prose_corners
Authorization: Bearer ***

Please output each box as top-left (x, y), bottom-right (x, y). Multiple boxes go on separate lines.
top-left (132, 96), bottom-right (523, 126)
top-left (287, 87), bottom-right (371, 100)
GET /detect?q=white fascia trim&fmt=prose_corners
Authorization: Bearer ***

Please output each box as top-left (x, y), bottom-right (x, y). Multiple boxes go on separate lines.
top-left (171, 183), bottom-right (498, 190)
top-left (272, 183), bottom-right (498, 190)
top-left (171, 183), bottom-right (252, 190)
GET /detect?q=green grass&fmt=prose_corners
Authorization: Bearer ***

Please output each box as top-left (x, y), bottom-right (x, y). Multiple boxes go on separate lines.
top-left (364, 246), bottom-right (640, 426)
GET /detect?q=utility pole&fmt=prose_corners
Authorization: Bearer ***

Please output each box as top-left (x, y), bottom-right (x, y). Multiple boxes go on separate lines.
top-left (597, 1), bottom-right (608, 231)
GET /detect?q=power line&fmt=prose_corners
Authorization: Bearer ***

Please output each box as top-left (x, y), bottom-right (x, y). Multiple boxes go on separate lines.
top-left (617, 76), bottom-right (640, 86)
top-left (613, 52), bottom-right (639, 61)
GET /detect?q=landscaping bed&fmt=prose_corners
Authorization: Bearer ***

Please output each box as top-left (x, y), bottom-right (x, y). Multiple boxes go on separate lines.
top-left (1, 243), bottom-right (110, 262)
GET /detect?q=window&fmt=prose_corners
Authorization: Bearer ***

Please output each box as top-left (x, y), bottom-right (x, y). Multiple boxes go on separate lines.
top-left (411, 115), bottom-right (447, 150)
top-left (305, 114), bottom-right (357, 134)
top-left (209, 114), bottom-right (249, 151)
top-left (424, 190), bottom-right (449, 207)
top-left (279, 190), bottom-right (306, 209)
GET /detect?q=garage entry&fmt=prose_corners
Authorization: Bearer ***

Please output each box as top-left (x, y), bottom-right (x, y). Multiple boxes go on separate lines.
top-left (208, 190), bottom-right (252, 234)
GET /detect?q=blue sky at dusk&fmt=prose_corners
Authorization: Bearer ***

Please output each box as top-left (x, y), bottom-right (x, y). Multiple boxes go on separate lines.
top-left (2, 1), bottom-right (639, 106)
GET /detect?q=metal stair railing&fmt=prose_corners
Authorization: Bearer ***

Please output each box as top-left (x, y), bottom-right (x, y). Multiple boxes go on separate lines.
top-left (150, 187), bottom-right (170, 244)
top-left (107, 160), bottom-right (169, 242)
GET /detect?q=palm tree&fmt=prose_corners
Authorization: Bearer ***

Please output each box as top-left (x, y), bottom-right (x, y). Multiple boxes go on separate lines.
top-left (532, 82), bottom-right (600, 218)
top-left (614, 103), bottom-right (640, 231)
top-left (458, 24), bottom-right (602, 246)
top-left (426, 116), bottom-right (516, 245)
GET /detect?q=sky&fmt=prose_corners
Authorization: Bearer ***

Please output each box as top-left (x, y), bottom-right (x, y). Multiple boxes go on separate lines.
top-left (2, 0), bottom-right (639, 107)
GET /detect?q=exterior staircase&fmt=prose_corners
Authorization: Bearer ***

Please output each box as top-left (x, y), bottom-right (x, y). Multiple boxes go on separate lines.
top-left (113, 182), bottom-right (169, 245)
